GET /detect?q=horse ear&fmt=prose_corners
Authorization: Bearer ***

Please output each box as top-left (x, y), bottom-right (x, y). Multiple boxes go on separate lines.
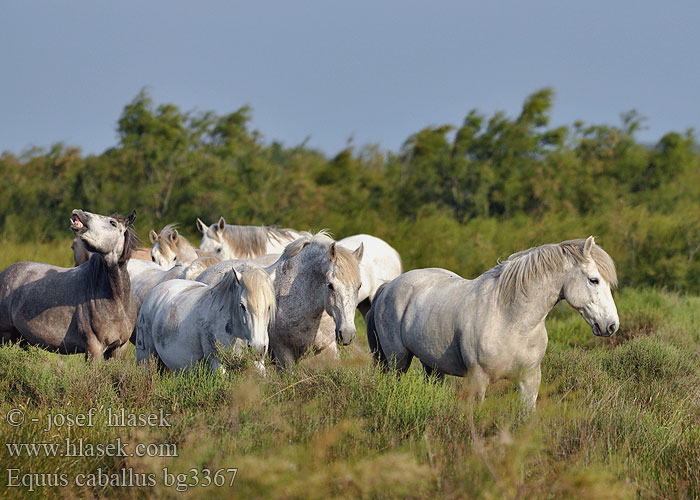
top-left (353, 242), bottom-right (364, 262)
top-left (170, 229), bottom-right (179, 243)
top-left (231, 267), bottom-right (241, 284)
top-left (196, 218), bottom-right (207, 234)
top-left (217, 217), bottom-right (226, 233)
top-left (328, 242), bottom-right (337, 263)
top-left (125, 210), bottom-right (136, 226)
top-left (583, 236), bottom-right (595, 258)
top-left (149, 229), bottom-right (158, 244)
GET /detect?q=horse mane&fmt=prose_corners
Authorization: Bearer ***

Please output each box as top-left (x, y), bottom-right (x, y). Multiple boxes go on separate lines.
top-left (221, 225), bottom-right (301, 259)
top-left (209, 267), bottom-right (243, 309)
top-left (157, 223), bottom-right (194, 252)
top-left (110, 212), bottom-right (141, 264)
top-left (278, 230), bottom-right (361, 286)
top-left (238, 263), bottom-right (277, 324)
top-left (490, 238), bottom-right (617, 305)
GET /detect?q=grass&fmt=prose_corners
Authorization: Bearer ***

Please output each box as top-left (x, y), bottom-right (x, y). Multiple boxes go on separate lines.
top-left (0, 239), bottom-right (699, 498)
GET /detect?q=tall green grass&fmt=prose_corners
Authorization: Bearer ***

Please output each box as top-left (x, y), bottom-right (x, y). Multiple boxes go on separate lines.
top-left (0, 240), bottom-right (698, 498)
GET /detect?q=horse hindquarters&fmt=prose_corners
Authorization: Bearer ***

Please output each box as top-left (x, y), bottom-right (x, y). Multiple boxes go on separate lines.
top-left (134, 313), bottom-right (157, 365)
top-left (366, 284), bottom-right (413, 373)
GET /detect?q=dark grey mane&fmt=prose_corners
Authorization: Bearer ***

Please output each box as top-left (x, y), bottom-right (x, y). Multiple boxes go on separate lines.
top-left (110, 211), bottom-right (141, 264)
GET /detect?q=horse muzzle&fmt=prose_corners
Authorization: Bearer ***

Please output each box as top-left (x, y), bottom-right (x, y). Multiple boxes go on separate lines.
top-left (70, 210), bottom-right (89, 234)
top-left (592, 320), bottom-right (618, 337)
top-left (335, 325), bottom-right (356, 346)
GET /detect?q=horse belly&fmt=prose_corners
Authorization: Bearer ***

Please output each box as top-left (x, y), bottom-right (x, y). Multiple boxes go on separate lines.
top-left (14, 304), bottom-right (84, 353)
top-left (401, 298), bottom-right (468, 376)
top-left (403, 322), bottom-right (468, 377)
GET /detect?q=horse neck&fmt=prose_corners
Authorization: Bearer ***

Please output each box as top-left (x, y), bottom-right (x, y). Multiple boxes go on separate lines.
top-left (88, 253), bottom-right (131, 301)
top-left (177, 238), bottom-right (199, 263)
top-left (502, 265), bottom-right (569, 330)
top-left (275, 256), bottom-right (326, 321)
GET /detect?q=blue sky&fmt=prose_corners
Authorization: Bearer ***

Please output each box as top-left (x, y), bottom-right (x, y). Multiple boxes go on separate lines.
top-left (2, 1), bottom-right (699, 157)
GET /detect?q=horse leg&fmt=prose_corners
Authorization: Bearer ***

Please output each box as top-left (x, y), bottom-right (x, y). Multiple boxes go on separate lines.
top-left (316, 341), bottom-right (339, 360)
top-left (271, 344), bottom-right (296, 371)
top-left (209, 357), bottom-right (226, 374)
top-left (85, 336), bottom-right (105, 363)
top-left (357, 298), bottom-right (371, 322)
top-left (517, 366), bottom-right (541, 413)
top-left (387, 350), bottom-right (413, 376)
top-left (420, 361), bottom-right (445, 383)
top-left (104, 342), bottom-right (129, 360)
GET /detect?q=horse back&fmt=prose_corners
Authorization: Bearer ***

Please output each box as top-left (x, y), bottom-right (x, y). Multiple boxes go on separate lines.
top-left (0, 262), bottom-right (89, 350)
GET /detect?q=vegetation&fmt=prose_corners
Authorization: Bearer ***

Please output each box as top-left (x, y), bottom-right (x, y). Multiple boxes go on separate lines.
top-left (1, 88), bottom-right (698, 291)
top-left (0, 89), bottom-right (699, 498)
top-left (0, 288), bottom-right (698, 499)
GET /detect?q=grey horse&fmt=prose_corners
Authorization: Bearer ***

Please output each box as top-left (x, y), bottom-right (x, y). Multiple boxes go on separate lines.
top-left (197, 232), bottom-right (363, 369)
top-left (0, 210), bottom-right (140, 361)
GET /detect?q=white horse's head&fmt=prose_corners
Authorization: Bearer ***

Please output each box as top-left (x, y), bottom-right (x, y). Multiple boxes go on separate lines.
top-left (562, 236), bottom-right (619, 337)
top-left (197, 217), bottom-right (230, 258)
top-left (324, 242), bottom-right (363, 346)
top-left (70, 209), bottom-right (136, 263)
top-left (150, 227), bottom-right (175, 268)
top-left (232, 265), bottom-right (275, 359)
top-left (148, 224), bottom-right (199, 270)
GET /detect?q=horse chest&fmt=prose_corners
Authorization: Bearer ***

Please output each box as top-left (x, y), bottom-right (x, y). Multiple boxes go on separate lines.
top-left (83, 300), bottom-right (135, 343)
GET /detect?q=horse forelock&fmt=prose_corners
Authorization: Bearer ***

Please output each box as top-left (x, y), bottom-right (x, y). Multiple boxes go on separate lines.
top-left (333, 246), bottom-right (362, 287)
top-left (279, 230), bottom-right (326, 262)
top-left (560, 239), bottom-right (618, 288)
top-left (239, 264), bottom-right (276, 323)
top-left (493, 239), bottom-right (617, 304)
top-left (157, 224), bottom-right (189, 252)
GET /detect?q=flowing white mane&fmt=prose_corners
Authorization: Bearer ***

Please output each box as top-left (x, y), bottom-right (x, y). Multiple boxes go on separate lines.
top-left (490, 238), bottom-right (617, 304)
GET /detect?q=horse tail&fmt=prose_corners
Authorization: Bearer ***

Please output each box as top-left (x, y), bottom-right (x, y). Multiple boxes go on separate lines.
top-left (366, 282), bottom-right (389, 366)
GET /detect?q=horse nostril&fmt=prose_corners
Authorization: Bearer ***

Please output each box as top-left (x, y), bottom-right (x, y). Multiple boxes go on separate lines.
top-left (607, 322), bottom-right (618, 335)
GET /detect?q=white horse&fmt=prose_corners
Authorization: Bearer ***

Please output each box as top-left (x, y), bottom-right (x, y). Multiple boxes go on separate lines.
top-left (127, 260), bottom-right (187, 306)
top-left (134, 264), bottom-right (275, 373)
top-left (193, 254), bottom-right (281, 283)
top-left (149, 224), bottom-right (216, 269)
top-left (196, 232), bottom-right (363, 369)
top-left (366, 237), bottom-right (618, 411)
top-left (337, 234), bottom-right (402, 315)
top-left (196, 217), bottom-right (303, 260)
top-left (197, 217), bottom-right (400, 315)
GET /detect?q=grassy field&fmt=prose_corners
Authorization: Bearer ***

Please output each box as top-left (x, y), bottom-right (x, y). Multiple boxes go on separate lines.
top-left (0, 240), bottom-right (699, 499)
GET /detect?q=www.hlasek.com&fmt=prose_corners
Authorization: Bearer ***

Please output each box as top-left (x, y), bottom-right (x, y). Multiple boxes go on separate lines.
top-left (3, 407), bottom-right (237, 492)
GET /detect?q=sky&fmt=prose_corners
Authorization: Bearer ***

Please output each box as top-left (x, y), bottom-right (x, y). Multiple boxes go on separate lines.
top-left (2, 1), bottom-right (699, 157)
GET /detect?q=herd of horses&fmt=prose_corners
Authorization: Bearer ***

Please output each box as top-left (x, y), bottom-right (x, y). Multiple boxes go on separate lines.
top-left (0, 209), bottom-right (619, 410)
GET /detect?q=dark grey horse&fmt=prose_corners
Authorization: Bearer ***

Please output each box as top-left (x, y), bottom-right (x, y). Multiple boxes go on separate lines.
top-left (0, 210), bottom-right (140, 361)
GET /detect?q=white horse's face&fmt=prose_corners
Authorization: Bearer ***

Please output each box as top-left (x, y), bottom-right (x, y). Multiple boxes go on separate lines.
top-left (150, 241), bottom-right (175, 269)
top-left (70, 210), bottom-right (132, 259)
top-left (149, 229), bottom-right (181, 269)
top-left (235, 288), bottom-right (271, 358)
top-left (323, 243), bottom-right (363, 346)
top-left (563, 257), bottom-right (619, 337)
top-left (197, 218), bottom-right (231, 259)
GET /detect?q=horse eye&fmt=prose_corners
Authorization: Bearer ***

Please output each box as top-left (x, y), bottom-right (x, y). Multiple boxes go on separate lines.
top-left (328, 283), bottom-right (334, 291)
top-left (240, 303), bottom-right (246, 312)
top-left (110, 220), bottom-right (117, 227)
top-left (216, 248), bottom-right (222, 253)
top-left (588, 277), bottom-right (599, 285)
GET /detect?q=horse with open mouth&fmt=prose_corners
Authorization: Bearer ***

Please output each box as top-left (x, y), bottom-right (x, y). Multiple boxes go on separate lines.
top-left (0, 210), bottom-right (140, 361)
